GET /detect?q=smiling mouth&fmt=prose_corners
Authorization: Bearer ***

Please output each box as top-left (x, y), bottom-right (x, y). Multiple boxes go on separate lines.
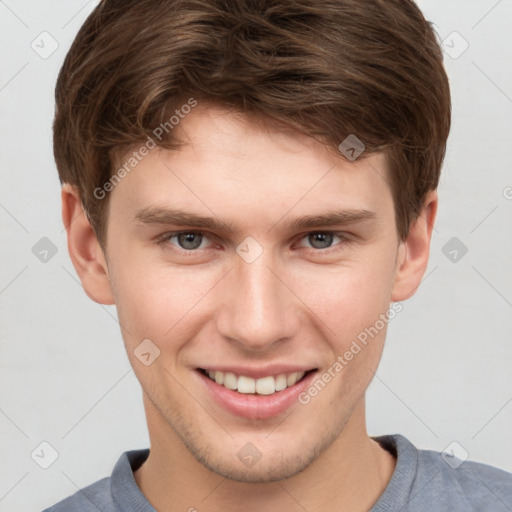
top-left (197, 368), bottom-right (316, 396)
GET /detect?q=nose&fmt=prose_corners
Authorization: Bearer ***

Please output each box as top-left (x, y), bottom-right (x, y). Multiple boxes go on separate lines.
top-left (216, 247), bottom-right (299, 353)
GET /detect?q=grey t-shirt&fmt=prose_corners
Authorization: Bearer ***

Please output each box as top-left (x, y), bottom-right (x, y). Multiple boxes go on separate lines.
top-left (42, 434), bottom-right (512, 511)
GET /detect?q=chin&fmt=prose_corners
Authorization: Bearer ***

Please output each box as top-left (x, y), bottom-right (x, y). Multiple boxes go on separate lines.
top-left (193, 449), bottom-right (316, 483)
top-left (175, 420), bottom-right (339, 484)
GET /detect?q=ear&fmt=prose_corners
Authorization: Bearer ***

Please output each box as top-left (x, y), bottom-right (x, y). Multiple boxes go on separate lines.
top-left (391, 190), bottom-right (438, 301)
top-left (61, 184), bottom-right (115, 305)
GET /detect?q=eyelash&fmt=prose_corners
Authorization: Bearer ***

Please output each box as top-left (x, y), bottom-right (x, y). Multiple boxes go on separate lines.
top-left (157, 230), bottom-right (351, 256)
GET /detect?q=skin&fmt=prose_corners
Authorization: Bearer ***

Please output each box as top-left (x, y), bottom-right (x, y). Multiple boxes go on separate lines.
top-left (62, 103), bottom-right (437, 511)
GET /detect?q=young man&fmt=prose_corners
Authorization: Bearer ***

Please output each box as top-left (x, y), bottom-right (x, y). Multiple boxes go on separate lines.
top-left (45, 0), bottom-right (512, 510)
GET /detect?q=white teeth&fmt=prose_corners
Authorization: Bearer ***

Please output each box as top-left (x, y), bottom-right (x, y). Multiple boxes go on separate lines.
top-left (223, 372), bottom-right (238, 390)
top-left (255, 376), bottom-right (275, 395)
top-left (204, 369), bottom-right (310, 395)
top-left (275, 374), bottom-right (288, 391)
top-left (287, 372), bottom-right (298, 386)
top-left (237, 375), bottom-right (256, 394)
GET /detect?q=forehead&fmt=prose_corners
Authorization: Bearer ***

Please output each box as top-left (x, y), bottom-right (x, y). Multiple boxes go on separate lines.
top-left (109, 104), bottom-right (394, 231)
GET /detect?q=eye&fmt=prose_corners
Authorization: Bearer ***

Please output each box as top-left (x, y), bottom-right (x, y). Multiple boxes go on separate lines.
top-left (159, 231), bottom-right (212, 251)
top-left (296, 231), bottom-right (347, 250)
top-left (158, 230), bottom-right (350, 255)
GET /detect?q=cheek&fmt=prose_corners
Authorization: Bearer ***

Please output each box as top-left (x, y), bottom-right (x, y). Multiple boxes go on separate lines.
top-left (292, 251), bottom-right (397, 339)
top-left (109, 229), bottom-right (398, 358)
top-left (110, 257), bottom-right (221, 346)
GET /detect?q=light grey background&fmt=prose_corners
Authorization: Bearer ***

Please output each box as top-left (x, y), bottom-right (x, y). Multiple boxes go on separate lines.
top-left (1, 1), bottom-right (511, 511)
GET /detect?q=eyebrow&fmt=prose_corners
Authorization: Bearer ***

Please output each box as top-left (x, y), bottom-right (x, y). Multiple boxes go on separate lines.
top-left (134, 207), bottom-right (377, 233)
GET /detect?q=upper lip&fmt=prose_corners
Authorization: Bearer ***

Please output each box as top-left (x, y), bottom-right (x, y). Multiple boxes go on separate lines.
top-left (197, 365), bottom-right (317, 379)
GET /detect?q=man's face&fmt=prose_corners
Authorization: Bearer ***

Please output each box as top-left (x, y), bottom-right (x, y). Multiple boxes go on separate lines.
top-left (104, 104), bottom-right (403, 482)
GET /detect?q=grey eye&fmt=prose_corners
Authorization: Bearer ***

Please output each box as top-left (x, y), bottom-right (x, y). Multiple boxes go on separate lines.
top-left (307, 232), bottom-right (334, 249)
top-left (176, 232), bottom-right (204, 250)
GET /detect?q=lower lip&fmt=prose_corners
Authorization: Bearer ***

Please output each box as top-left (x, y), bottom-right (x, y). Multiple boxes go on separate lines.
top-left (196, 369), bottom-right (317, 420)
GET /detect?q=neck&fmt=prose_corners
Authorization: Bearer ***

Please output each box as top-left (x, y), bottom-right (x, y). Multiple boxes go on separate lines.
top-left (134, 396), bottom-right (396, 512)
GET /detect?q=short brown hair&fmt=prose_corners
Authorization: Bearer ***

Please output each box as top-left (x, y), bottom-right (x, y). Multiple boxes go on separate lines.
top-left (53, 0), bottom-right (451, 247)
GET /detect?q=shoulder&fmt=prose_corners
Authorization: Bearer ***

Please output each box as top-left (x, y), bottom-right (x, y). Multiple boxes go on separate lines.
top-left (415, 444), bottom-right (512, 511)
top-left (377, 434), bottom-right (512, 511)
top-left (41, 448), bottom-right (151, 512)
top-left (41, 477), bottom-right (113, 512)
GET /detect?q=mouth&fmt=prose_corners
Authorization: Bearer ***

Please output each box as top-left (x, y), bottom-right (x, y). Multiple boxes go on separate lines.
top-left (197, 368), bottom-right (316, 396)
top-left (195, 367), bottom-right (318, 420)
